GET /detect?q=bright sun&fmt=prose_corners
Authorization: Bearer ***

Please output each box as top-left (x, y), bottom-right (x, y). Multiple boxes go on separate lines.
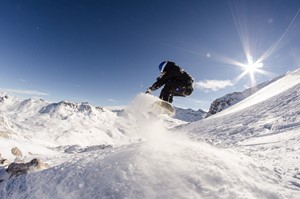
top-left (244, 55), bottom-right (264, 75)
top-left (232, 54), bottom-right (267, 87)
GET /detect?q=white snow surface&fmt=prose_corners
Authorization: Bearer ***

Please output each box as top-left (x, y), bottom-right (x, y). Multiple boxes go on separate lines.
top-left (1, 69), bottom-right (300, 198)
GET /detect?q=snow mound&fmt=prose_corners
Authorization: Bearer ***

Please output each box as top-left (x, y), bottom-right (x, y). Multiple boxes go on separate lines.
top-left (0, 132), bottom-right (288, 199)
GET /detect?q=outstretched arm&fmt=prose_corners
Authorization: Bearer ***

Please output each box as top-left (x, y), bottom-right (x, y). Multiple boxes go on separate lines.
top-left (146, 74), bottom-right (167, 94)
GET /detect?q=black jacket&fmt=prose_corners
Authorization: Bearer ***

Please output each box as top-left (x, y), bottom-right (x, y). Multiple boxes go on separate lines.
top-left (150, 62), bottom-right (194, 91)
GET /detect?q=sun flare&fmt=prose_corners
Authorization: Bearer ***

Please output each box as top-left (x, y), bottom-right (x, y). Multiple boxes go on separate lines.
top-left (243, 55), bottom-right (264, 75)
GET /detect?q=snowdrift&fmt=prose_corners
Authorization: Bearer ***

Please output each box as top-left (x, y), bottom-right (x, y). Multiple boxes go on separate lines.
top-left (1, 134), bottom-right (288, 199)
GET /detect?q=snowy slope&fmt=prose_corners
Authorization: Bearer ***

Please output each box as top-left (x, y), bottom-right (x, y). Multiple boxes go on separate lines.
top-left (206, 74), bottom-right (284, 117)
top-left (0, 133), bottom-right (291, 199)
top-left (216, 69), bottom-right (300, 117)
top-left (0, 69), bottom-right (300, 198)
top-left (181, 69), bottom-right (300, 195)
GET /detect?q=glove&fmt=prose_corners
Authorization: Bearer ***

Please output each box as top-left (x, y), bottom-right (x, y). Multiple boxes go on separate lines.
top-left (146, 88), bottom-right (152, 94)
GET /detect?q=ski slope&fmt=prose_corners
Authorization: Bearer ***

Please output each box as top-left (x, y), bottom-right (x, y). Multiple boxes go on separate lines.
top-left (1, 69), bottom-right (300, 198)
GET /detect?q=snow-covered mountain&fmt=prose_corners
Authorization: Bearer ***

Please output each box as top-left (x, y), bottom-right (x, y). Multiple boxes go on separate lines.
top-left (206, 75), bottom-right (284, 117)
top-left (1, 69), bottom-right (300, 198)
top-left (0, 93), bottom-right (128, 149)
top-left (0, 93), bottom-right (187, 157)
top-left (174, 107), bottom-right (206, 122)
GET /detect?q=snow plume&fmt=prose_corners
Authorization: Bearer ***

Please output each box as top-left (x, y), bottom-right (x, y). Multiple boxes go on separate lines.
top-left (123, 94), bottom-right (183, 144)
top-left (123, 93), bottom-right (169, 141)
top-left (122, 93), bottom-right (190, 159)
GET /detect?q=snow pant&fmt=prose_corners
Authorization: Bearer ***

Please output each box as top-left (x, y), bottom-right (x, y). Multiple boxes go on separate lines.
top-left (159, 80), bottom-right (193, 103)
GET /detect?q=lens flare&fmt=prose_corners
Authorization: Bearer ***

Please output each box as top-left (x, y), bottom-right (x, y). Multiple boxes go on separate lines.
top-left (204, 3), bottom-right (300, 87)
top-left (205, 51), bottom-right (270, 87)
top-left (240, 55), bottom-right (264, 86)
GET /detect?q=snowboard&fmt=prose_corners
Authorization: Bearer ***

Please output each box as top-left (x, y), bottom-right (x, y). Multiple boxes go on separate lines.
top-left (151, 100), bottom-right (175, 117)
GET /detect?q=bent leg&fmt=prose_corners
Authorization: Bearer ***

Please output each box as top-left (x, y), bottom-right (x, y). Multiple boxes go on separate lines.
top-left (159, 84), bottom-right (173, 103)
top-left (173, 85), bottom-right (193, 97)
top-left (159, 81), bottom-right (193, 103)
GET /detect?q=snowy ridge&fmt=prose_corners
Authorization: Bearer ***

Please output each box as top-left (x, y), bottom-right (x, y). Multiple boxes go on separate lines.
top-left (206, 91), bottom-right (247, 117)
top-left (1, 68), bottom-right (300, 198)
top-left (0, 93), bottom-right (126, 153)
top-left (206, 74), bottom-right (284, 117)
top-left (174, 107), bottom-right (206, 122)
top-left (0, 115), bottom-right (12, 132)
top-left (217, 68), bottom-right (300, 117)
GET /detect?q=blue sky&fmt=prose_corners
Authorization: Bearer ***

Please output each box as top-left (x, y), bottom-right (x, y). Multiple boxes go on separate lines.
top-left (0, 0), bottom-right (300, 110)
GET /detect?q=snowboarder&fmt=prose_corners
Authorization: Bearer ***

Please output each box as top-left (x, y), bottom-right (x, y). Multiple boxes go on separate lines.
top-left (146, 61), bottom-right (194, 103)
